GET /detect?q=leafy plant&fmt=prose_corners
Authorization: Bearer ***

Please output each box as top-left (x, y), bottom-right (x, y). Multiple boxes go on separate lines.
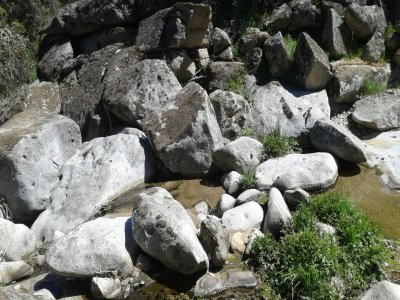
top-left (344, 47), bottom-right (363, 60)
top-left (384, 22), bottom-right (396, 38)
top-left (240, 171), bottom-right (258, 190)
top-left (284, 34), bottom-right (297, 62)
top-left (261, 130), bottom-right (298, 159)
top-left (225, 71), bottom-right (251, 101)
top-left (238, 125), bottom-right (254, 137)
top-left (360, 79), bottom-right (383, 96)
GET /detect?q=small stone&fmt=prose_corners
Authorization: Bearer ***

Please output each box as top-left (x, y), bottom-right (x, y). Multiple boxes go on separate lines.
top-left (222, 171), bottom-right (242, 195)
top-left (283, 188), bottom-right (310, 210)
top-left (91, 277), bottom-right (122, 300)
top-left (217, 194), bottom-right (237, 217)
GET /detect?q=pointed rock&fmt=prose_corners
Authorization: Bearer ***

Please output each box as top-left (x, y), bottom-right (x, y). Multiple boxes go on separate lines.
top-left (263, 188), bottom-right (292, 238)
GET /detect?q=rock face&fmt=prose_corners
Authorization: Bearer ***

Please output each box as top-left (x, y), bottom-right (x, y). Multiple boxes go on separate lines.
top-left (362, 31), bottom-right (385, 63)
top-left (352, 91), bottom-right (400, 130)
top-left (32, 132), bottom-right (155, 242)
top-left (45, 217), bottom-right (138, 277)
top-left (0, 109), bottom-right (81, 222)
top-left (263, 188), bottom-right (292, 238)
top-left (132, 187), bottom-right (209, 275)
top-left (360, 280), bottom-right (400, 300)
top-left (145, 82), bottom-right (224, 177)
top-left (0, 219), bottom-right (36, 261)
top-left (322, 8), bottom-right (350, 58)
top-left (263, 32), bottom-right (291, 79)
top-left (345, 4), bottom-right (386, 40)
top-left (209, 90), bottom-right (249, 139)
top-left (0, 261), bottom-right (34, 285)
top-left (222, 202), bottom-right (264, 232)
top-left (212, 137), bottom-right (263, 173)
top-left (294, 32), bottom-right (332, 90)
top-left (249, 81), bottom-right (330, 138)
top-left (310, 119), bottom-right (367, 163)
top-left (102, 59), bottom-right (181, 127)
top-left (256, 153), bottom-right (338, 191)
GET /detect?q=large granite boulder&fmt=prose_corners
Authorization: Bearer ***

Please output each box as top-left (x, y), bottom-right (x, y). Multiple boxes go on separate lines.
top-left (132, 187), bottom-right (209, 275)
top-left (32, 131), bottom-right (155, 242)
top-left (0, 109), bottom-right (81, 222)
top-left (207, 62), bottom-right (245, 92)
top-left (263, 32), bottom-right (291, 79)
top-left (45, 217), bottom-right (138, 277)
top-left (164, 49), bottom-right (196, 82)
top-left (263, 188), bottom-right (292, 238)
top-left (293, 32), bottom-right (332, 90)
top-left (322, 8), bottom-right (351, 58)
top-left (362, 31), bottom-right (385, 63)
top-left (352, 91), bottom-right (400, 130)
top-left (360, 280), bottom-right (400, 299)
top-left (145, 82), bottom-right (224, 177)
top-left (310, 119), bottom-right (367, 163)
top-left (261, 3), bottom-right (291, 32)
top-left (288, 0), bottom-right (322, 31)
top-left (256, 153), bottom-right (338, 191)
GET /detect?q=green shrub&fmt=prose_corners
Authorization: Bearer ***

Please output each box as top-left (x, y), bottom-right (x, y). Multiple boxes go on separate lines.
top-left (284, 34), bottom-right (297, 62)
top-left (240, 171), bottom-right (258, 190)
top-left (360, 79), bottom-right (383, 96)
top-left (261, 130), bottom-right (298, 159)
top-left (344, 47), bottom-right (363, 60)
top-left (384, 23), bottom-right (396, 38)
top-left (238, 125), bottom-right (254, 138)
top-left (225, 71), bottom-right (251, 101)
top-left (248, 192), bottom-right (389, 299)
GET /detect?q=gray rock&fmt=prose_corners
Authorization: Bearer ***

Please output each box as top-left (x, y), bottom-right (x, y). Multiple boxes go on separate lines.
top-left (215, 47), bottom-right (233, 61)
top-left (256, 153), bottom-right (338, 191)
top-left (85, 112), bottom-right (110, 141)
top-left (244, 47), bottom-right (263, 75)
top-left (264, 32), bottom-right (291, 79)
top-left (217, 194), bottom-right (237, 217)
top-left (32, 132), bottom-right (155, 242)
top-left (0, 109), bottom-right (81, 222)
top-left (132, 187), bottom-right (208, 275)
top-left (102, 59), bottom-right (181, 127)
top-left (222, 171), bottom-right (242, 195)
top-left (262, 3), bottom-right (291, 32)
top-left (283, 188), bottom-right (310, 210)
top-left (360, 280), bottom-right (400, 299)
top-left (136, 253), bottom-right (152, 272)
top-left (222, 202), bottom-right (264, 232)
top-left (199, 216), bottom-right (229, 268)
top-left (0, 261), bottom-right (33, 285)
top-left (194, 269), bottom-right (257, 297)
top-left (0, 219), bottom-right (36, 261)
top-left (33, 289), bottom-right (56, 300)
top-left (145, 82), bottom-right (224, 177)
top-left (345, 4), bottom-right (386, 40)
top-left (212, 28), bottom-right (231, 55)
top-left (294, 32), bottom-right (332, 90)
top-left (322, 8), bottom-right (351, 58)
top-left (263, 188), bottom-right (292, 238)
top-left (165, 49), bottom-right (196, 82)
top-left (194, 202), bottom-right (209, 216)
top-left (209, 90), bottom-right (249, 139)
top-left (238, 32), bottom-right (270, 53)
top-left (288, 0), bottom-right (322, 31)
top-left (321, 1), bottom-right (346, 17)
top-left (207, 62), bottom-right (245, 92)
top-left (192, 48), bottom-right (210, 70)
top-left (91, 277), bottom-right (121, 299)
top-left (212, 137), bottom-right (263, 173)
top-left (352, 91), bottom-right (400, 130)
top-left (236, 189), bottom-right (265, 206)
top-left (363, 31), bottom-right (385, 63)
top-left (316, 222), bottom-right (336, 235)
top-left (310, 119), bottom-right (367, 163)
top-left (249, 81), bottom-right (330, 138)
top-left (328, 60), bottom-right (391, 102)
top-left (20, 81), bottom-right (61, 114)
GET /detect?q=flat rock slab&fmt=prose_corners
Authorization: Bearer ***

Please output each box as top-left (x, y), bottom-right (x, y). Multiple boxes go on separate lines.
top-left (45, 217), bottom-right (138, 277)
top-left (256, 153), bottom-right (338, 191)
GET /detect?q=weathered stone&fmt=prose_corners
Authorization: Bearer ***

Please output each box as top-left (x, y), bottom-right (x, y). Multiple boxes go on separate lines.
top-left (256, 153), bottom-right (338, 191)
top-left (0, 261), bottom-right (33, 285)
top-left (352, 91), bottom-right (400, 130)
top-left (283, 188), bottom-right (310, 210)
top-left (360, 280), bottom-right (400, 299)
top-left (261, 3), bottom-right (291, 32)
top-left (322, 8), bottom-right (351, 58)
top-left (236, 189), bottom-right (265, 206)
top-left (288, 0), bottom-right (322, 31)
top-left (209, 90), bottom-right (249, 139)
top-left (45, 217), bottom-right (138, 277)
top-left (217, 194), bottom-right (237, 217)
top-left (85, 112), bottom-right (110, 141)
top-left (91, 277), bottom-right (121, 299)
top-left (165, 49), bottom-right (196, 82)
top-left (310, 119), bottom-right (367, 163)
top-left (294, 32), bottom-right (332, 90)
top-left (207, 62), bottom-right (245, 92)
top-left (362, 31), bottom-right (385, 63)
top-left (216, 47), bottom-right (233, 61)
top-left (222, 171), bottom-right (242, 195)
top-left (264, 32), bottom-right (291, 79)
top-left (20, 81), bottom-right (60, 114)
top-left (32, 132), bottom-right (155, 242)
top-left (238, 31), bottom-right (270, 53)
top-left (316, 222), bottom-right (336, 235)
top-left (263, 188), bottom-right (292, 238)
top-left (132, 187), bottom-right (208, 275)
top-left (222, 202), bottom-right (264, 232)
top-left (0, 109), bottom-right (81, 222)
top-left (244, 47), bottom-right (263, 75)
top-left (244, 229), bottom-right (264, 255)
top-left (212, 28), bottom-right (231, 55)
top-left (345, 4), bottom-right (386, 40)
top-left (321, 1), bottom-right (346, 17)
top-left (191, 48), bottom-right (210, 70)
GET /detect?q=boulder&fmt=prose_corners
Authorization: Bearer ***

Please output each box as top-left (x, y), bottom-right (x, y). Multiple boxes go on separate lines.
top-left (328, 60), bottom-right (391, 102)
top-left (0, 261), bottom-right (33, 285)
top-left (264, 32), bottom-right (291, 79)
top-left (217, 194), bottom-right (237, 217)
top-left (215, 47), bottom-right (233, 61)
top-left (261, 3), bottom-right (291, 32)
top-left (310, 119), bottom-right (367, 163)
top-left (102, 59), bottom-right (180, 127)
top-left (145, 82), bottom-right (224, 177)
top-left (321, 1), bottom-right (346, 17)
top-left (212, 28), bottom-right (231, 55)
top-left (222, 171), bottom-right (242, 195)
top-left (32, 132), bottom-right (155, 242)
top-left (91, 277), bottom-right (122, 299)
top-left (345, 4), bottom-right (386, 40)
top-left (0, 109), bottom-right (81, 222)
top-left (360, 280), bottom-right (400, 299)
top-left (164, 50), bottom-right (196, 82)
top-left (20, 81), bottom-right (61, 114)
top-left (352, 91), bottom-right (400, 131)
top-left (288, 0), bottom-right (322, 31)
top-left (209, 90), bottom-right (249, 139)
top-left (249, 81), bottom-right (330, 138)
top-left (238, 31), bottom-right (270, 53)
top-left (283, 188), bottom-right (310, 210)
top-left (222, 202), bottom-right (264, 232)
top-left (244, 47), bottom-right (263, 75)
top-left (362, 31), bottom-right (385, 63)
top-left (212, 137), bottom-right (263, 173)
top-left (322, 8), bottom-right (351, 58)
top-left (192, 48), bottom-right (210, 70)
top-left (199, 216), bottom-right (229, 268)
top-left (256, 153), bottom-right (338, 191)
top-left (263, 188), bottom-right (292, 238)
top-left (236, 189), bottom-right (265, 206)
top-left (132, 187), bottom-right (208, 275)
top-left (293, 32), bottom-right (332, 90)
top-left (0, 219), bottom-right (36, 261)
top-left (207, 62), bottom-right (245, 92)
top-left (45, 217), bottom-right (138, 277)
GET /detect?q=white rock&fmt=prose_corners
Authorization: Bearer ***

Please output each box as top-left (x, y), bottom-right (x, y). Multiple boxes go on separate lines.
top-left (222, 202), bottom-right (264, 232)
top-left (0, 261), bottom-right (33, 285)
top-left (222, 171), bottom-right (242, 195)
top-left (263, 188), bottom-right (292, 238)
top-left (91, 277), bottom-right (121, 299)
top-left (33, 289), bottom-right (56, 300)
top-left (360, 280), bottom-right (400, 299)
top-left (236, 189), bottom-right (265, 206)
top-left (217, 194), bottom-right (237, 217)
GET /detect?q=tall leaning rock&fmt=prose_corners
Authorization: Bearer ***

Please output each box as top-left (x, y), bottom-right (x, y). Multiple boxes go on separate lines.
top-left (294, 32), bottom-right (332, 90)
top-left (0, 109), bottom-right (81, 222)
top-left (132, 187), bottom-right (209, 275)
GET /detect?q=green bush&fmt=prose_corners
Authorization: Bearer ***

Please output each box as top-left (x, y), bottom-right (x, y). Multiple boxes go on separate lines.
top-left (360, 79), bottom-right (383, 96)
top-left (238, 125), bottom-right (254, 137)
top-left (284, 34), bottom-right (297, 62)
top-left (384, 22), bottom-right (396, 38)
top-left (248, 192), bottom-right (389, 299)
top-left (261, 130), bottom-right (298, 159)
top-left (239, 171), bottom-right (258, 190)
top-left (225, 71), bottom-right (251, 101)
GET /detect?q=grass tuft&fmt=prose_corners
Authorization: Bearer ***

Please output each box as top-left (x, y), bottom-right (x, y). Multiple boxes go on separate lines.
top-left (284, 34), bottom-right (297, 62)
top-left (360, 79), bottom-right (383, 96)
top-left (239, 171), bottom-right (258, 191)
top-left (225, 71), bottom-right (251, 101)
top-left (261, 130), bottom-right (298, 160)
